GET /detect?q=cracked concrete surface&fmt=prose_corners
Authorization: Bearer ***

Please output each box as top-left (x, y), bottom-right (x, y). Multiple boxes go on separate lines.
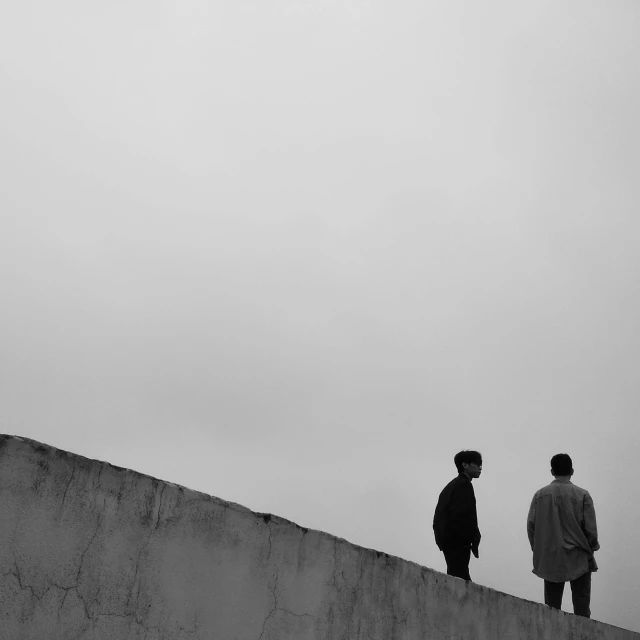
top-left (1, 435), bottom-right (639, 640)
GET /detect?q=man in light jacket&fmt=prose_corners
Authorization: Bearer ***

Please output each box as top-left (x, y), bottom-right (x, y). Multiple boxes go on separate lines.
top-left (527, 453), bottom-right (599, 618)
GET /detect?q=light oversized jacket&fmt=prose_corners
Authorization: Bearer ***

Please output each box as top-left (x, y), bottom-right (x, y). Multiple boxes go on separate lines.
top-left (527, 478), bottom-right (600, 582)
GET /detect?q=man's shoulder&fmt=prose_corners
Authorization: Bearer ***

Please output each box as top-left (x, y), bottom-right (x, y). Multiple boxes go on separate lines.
top-left (440, 474), bottom-right (467, 494)
top-left (442, 475), bottom-right (461, 488)
top-left (568, 482), bottom-right (592, 499)
top-left (531, 482), bottom-right (558, 498)
top-left (531, 485), bottom-right (548, 499)
top-left (534, 481), bottom-right (591, 498)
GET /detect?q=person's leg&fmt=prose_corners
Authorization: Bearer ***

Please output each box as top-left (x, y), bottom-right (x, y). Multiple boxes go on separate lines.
top-left (543, 580), bottom-right (565, 609)
top-left (570, 571), bottom-right (591, 618)
top-left (443, 546), bottom-right (472, 581)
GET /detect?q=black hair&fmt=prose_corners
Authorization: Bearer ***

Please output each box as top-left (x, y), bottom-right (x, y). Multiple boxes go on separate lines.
top-left (550, 453), bottom-right (573, 476)
top-left (454, 450), bottom-right (482, 473)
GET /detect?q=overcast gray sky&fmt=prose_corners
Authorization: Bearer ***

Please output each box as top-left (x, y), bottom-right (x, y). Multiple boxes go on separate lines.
top-left (2, 0), bottom-right (640, 632)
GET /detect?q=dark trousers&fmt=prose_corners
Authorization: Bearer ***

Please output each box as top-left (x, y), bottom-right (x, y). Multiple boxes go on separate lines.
top-left (544, 572), bottom-right (591, 617)
top-left (443, 546), bottom-right (471, 581)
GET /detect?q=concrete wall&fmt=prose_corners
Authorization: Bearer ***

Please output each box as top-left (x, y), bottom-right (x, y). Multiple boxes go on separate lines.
top-left (0, 435), bottom-right (637, 640)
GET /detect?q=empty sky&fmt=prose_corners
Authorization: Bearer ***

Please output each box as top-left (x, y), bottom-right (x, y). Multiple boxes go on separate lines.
top-left (2, 0), bottom-right (640, 632)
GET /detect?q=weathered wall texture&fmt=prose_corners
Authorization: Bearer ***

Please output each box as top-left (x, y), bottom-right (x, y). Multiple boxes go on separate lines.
top-left (0, 435), bottom-right (637, 640)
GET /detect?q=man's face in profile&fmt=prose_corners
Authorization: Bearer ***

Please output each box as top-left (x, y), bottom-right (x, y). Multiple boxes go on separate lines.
top-left (462, 461), bottom-right (482, 480)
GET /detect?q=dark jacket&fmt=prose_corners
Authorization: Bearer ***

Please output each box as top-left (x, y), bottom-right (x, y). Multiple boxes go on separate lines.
top-left (433, 474), bottom-right (481, 551)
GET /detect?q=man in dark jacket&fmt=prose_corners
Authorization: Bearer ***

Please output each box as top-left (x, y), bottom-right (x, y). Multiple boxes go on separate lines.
top-left (433, 450), bottom-right (482, 581)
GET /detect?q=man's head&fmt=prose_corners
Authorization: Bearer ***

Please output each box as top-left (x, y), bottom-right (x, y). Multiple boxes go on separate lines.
top-left (454, 450), bottom-right (482, 480)
top-left (550, 453), bottom-right (573, 477)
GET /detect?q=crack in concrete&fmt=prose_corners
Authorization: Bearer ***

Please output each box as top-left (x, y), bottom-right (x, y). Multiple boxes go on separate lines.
top-left (257, 572), bottom-right (316, 640)
top-left (75, 500), bottom-right (107, 585)
top-left (258, 514), bottom-right (273, 564)
top-left (266, 521), bottom-right (272, 562)
top-left (88, 611), bottom-right (199, 639)
top-left (5, 559), bottom-right (38, 600)
top-left (4, 553), bottom-right (91, 627)
top-left (58, 586), bottom-right (80, 622)
top-left (329, 538), bottom-right (341, 592)
top-left (277, 609), bottom-right (316, 620)
top-left (257, 572), bottom-right (278, 640)
top-left (7, 552), bottom-right (79, 603)
top-left (96, 610), bottom-right (161, 631)
top-left (91, 466), bottom-right (105, 496)
top-left (95, 608), bottom-right (199, 640)
top-left (60, 466), bottom-right (76, 510)
top-left (58, 496), bottom-right (109, 622)
top-left (127, 483), bottom-right (167, 619)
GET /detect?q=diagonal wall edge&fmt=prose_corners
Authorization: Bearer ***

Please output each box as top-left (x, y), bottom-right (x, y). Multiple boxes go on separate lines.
top-left (0, 434), bottom-right (636, 640)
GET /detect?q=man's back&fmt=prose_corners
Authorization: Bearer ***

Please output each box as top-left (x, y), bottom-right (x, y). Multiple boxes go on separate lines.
top-left (527, 478), bottom-right (599, 582)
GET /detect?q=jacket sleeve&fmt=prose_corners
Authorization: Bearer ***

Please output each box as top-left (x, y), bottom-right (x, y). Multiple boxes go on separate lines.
top-left (433, 501), bottom-right (444, 550)
top-left (582, 492), bottom-right (600, 552)
top-left (526, 494), bottom-right (536, 551)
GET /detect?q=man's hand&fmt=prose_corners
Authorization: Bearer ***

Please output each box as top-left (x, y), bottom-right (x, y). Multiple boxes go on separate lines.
top-left (471, 542), bottom-right (479, 559)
